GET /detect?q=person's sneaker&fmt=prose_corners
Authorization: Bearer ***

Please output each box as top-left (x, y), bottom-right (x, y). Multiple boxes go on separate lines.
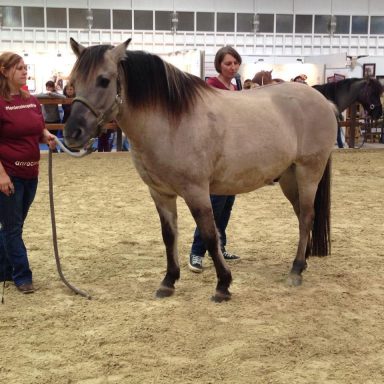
top-left (189, 254), bottom-right (203, 273)
top-left (223, 251), bottom-right (240, 260)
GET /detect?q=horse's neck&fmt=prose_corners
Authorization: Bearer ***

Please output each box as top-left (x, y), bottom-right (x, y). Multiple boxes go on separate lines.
top-left (335, 81), bottom-right (363, 112)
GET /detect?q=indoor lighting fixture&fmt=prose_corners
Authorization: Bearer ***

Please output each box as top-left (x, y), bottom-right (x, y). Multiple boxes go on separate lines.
top-left (253, 13), bottom-right (260, 34)
top-left (252, 0), bottom-right (260, 34)
top-left (86, 9), bottom-right (93, 30)
top-left (328, 0), bottom-right (337, 35)
top-left (171, 11), bottom-right (178, 34)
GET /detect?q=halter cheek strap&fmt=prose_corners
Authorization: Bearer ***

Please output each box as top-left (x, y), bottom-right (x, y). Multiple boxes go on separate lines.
top-left (72, 94), bottom-right (123, 137)
top-left (360, 82), bottom-right (381, 112)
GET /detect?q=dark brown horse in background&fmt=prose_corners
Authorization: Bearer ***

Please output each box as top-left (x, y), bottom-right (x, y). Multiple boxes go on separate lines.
top-left (313, 78), bottom-right (383, 147)
top-left (64, 39), bottom-right (338, 302)
top-left (252, 70), bottom-right (285, 86)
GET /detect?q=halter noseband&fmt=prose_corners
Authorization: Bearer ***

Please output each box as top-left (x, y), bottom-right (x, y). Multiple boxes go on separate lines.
top-left (72, 78), bottom-right (123, 141)
top-left (72, 93), bottom-right (123, 136)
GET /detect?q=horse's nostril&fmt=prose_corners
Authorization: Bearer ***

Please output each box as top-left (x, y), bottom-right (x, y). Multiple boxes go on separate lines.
top-left (71, 128), bottom-right (84, 140)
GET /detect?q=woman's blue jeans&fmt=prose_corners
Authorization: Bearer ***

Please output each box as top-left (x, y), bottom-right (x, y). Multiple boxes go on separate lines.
top-left (0, 176), bottom-right (38, 286)
top-left (190, 194), bottom-right (235, 257)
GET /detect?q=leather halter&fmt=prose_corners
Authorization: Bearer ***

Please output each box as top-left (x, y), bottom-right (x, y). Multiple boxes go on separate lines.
top-left (359, 81), bottom-right (382, 112)
top-left (72, 93), bottom-right (123, 136)
top-left (72, 78), bottom-right (123, 138)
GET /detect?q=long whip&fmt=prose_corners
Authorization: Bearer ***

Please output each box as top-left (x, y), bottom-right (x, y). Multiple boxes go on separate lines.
top-left (48, 137), bottom-right (95, 299)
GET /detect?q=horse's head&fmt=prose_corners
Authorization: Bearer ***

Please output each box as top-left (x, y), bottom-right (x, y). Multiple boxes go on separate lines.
top-left (358, 78), bottom-right (383, 119)
top-left (64, 38), bottom-right (131, 150)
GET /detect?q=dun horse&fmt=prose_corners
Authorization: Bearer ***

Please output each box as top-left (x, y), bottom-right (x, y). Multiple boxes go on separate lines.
top-left (64, 39), bottom-right (338, 301)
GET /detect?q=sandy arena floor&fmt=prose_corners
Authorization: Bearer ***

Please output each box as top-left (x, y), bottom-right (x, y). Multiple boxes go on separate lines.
top-left (1, 148), bottom-right (384, 384)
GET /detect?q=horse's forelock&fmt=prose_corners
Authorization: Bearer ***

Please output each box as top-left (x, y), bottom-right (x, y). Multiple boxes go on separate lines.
top-left (70, 44), bottom-right (113, 86)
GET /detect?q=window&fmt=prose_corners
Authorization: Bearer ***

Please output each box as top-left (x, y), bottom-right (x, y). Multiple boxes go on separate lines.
top-left (259, 14), bottom-right (274, 33)
top-left (276, 14), bottom-right (293, 33)
top-left (295, 15), bottom-right (312, 34)
top-left (69, 9), bottom-right (87, 29)
top-left (370, 16), bottom-right (384, 34)
top-left (155, 11), bottom-right (170, 31)
top-left (24, 7), bottom-right (44, 28)
top-left (237, 13), bottom-right (253, 33)
top-left (352, 15), bottom-right (368, 34)
top-left (314, 15), bottom-right (330, 34)
top-left (47, 8), bottom-right (66, 28)
top-left (134, 10), bottom-right (153, 30)
top-left (113, 10), bottom-right (132, 30)
top-left (196, 12), bottom-right (214, 32)
top-left (92, 9), bottom-right (110, 29)
top-left (177, 12), bottom-right (194, 31)
top-left (335, 15), bottom-right (350, 34)
top-left (2, 6), bottom-right (22, 27)
top-left (217, 12), bottom-right (234, 32)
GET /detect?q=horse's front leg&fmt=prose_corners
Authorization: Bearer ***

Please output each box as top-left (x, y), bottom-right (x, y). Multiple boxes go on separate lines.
top-left (149, 188), bottom-right (180, 298)
top-left (185, 192), bottom-right (232, 302)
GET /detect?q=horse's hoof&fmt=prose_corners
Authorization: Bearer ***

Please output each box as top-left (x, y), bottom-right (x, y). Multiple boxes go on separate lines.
top-left (156, 285), bottom-right (175, 298)
top-left (211, 290), bottom-right (231, 303)
top-left (286, 274), bottom-right (303, 287)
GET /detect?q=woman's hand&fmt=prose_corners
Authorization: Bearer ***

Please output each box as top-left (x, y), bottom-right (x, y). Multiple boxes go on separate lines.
top-left (41, 129), bottom-right (57, 150)
top-left (0, 172), bottom-right (14, 196)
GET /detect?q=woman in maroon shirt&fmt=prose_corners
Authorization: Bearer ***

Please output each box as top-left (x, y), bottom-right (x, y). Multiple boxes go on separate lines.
top-left (0, 52), bottom-right (56, 294)
top-left (189, 46), bottom-right (242, 273)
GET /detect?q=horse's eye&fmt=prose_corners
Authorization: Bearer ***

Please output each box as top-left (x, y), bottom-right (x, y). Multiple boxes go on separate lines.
top-left (96, 76), bottom-right (110, 88)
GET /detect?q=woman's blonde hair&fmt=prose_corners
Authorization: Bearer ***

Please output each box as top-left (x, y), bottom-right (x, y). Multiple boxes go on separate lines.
top-left (0, 52), bottom-right (30, 101)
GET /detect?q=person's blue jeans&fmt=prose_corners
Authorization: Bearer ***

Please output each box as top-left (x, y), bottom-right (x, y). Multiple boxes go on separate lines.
top-left (191, 194), bottom-right (235, 257)
top-left (336, 127), bottom-right (344, 148)
top-left (0, 176), bottom-right (38, 286)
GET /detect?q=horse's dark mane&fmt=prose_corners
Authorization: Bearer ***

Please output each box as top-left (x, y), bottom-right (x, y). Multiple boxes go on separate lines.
top-left (120, 51), bottom-right (212, 118)
top-left (313, 78), bottom-right (383, 103)
top-left (70, 45), bottom-right (213, 120)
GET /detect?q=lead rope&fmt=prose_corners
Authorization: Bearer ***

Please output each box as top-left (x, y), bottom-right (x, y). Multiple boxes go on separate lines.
top-left (48, 137), bottom-right (94, 299)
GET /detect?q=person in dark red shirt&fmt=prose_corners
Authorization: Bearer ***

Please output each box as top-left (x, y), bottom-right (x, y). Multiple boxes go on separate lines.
top-left (0, 51), bottom-right (56, 294)
top-left (188, 46), bottom-right (242, 273)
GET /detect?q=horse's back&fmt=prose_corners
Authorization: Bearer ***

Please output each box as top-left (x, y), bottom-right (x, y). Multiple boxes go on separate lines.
top-left (187, 82), bottom-right (337, 194)
top-left (204, 82), bottom-right (337, 151)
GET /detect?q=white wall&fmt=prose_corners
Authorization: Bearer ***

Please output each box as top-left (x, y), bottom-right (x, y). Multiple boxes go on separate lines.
top-left (1, 0), bottom-right (384, 13)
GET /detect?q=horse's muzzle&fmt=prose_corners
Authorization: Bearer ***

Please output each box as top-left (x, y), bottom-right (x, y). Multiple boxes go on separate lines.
top-left (63, 119), bottom-right (93, 150)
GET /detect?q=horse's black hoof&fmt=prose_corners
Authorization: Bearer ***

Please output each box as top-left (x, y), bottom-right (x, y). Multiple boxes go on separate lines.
top-left (156, 285), bottom-right (175, 298)
top-left (211, 290), bottom-right (231, 303)
top-left (286, 273), bottom-right (303, 287)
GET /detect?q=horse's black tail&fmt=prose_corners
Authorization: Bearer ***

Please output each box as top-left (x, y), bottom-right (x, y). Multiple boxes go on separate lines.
top-left (310, 156), bottom-right (332, 256)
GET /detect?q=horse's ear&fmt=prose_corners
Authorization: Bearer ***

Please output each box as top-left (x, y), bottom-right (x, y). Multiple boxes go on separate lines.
top-left (110, 38), bottom-right (131, 64)
top-left (70, 38), bottom-right (86, 57)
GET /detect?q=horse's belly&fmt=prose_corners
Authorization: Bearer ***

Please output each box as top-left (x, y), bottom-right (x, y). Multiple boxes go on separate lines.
top-left (210, 168), bottom-right (281, 194)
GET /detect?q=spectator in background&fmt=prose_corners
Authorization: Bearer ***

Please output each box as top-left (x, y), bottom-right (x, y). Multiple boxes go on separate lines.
top-left (62, 83), bottom-right (75, 123)
top-left (97, 129), bottom-right (114, 152)
top-left (292, 74), bottom-right (308, 84)
top-left (36, 80), bottom-right (66, 125)
top-left (36, 81), bottom-right (66, 151)
top-left (243, 79), bottom-right (253, 90)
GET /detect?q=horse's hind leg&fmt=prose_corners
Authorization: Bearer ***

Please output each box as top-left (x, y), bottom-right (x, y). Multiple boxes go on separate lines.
top-left (184, 191), bottom-right (232, 302)
top-left (279, 165), bottom-right (316, 286)
top-left (149, 188), bottom-right (180, 298)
